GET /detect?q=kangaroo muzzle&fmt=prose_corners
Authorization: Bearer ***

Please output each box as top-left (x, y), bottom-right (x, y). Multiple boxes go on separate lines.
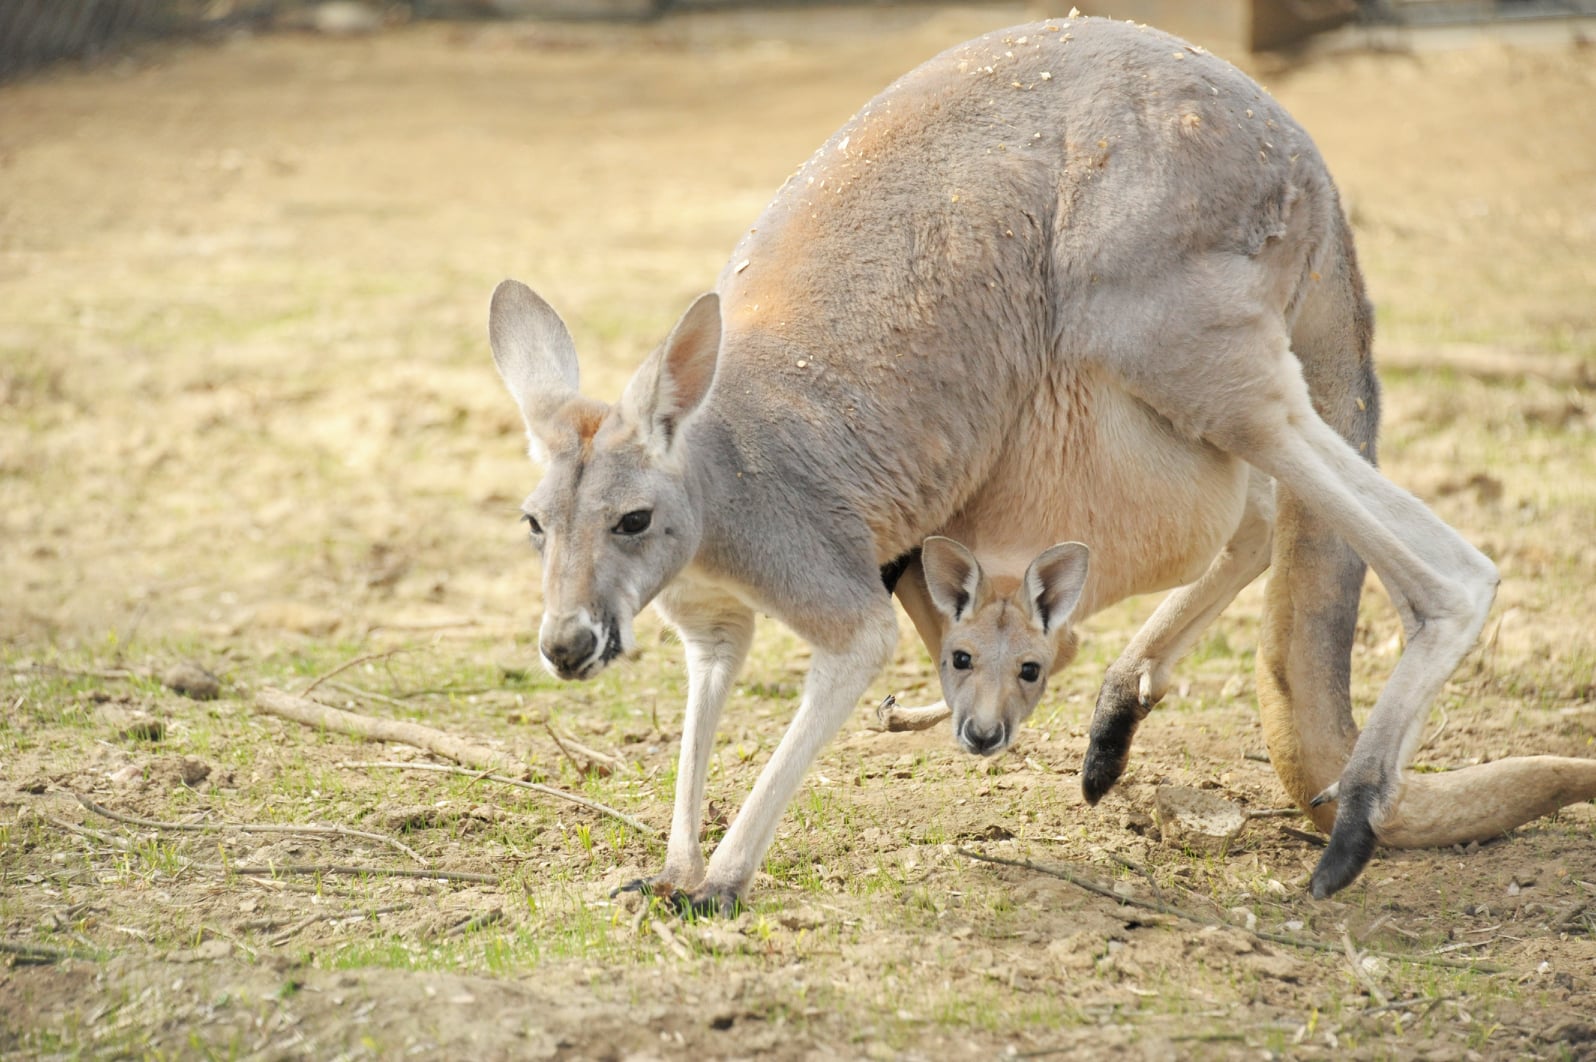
top-left (539, 610), bottom-right (617, 681)
top-left (956, 716), bottom-right (1011, 757)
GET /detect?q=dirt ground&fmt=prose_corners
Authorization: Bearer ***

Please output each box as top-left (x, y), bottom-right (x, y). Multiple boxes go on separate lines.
top-left (2, 5), bottom-right (1594, 1059)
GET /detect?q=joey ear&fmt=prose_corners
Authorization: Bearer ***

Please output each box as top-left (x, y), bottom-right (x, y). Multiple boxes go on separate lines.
top-left (489, 280), bottom-right (581, 447)
top-left (1024, 542), bottom-right (1090, 634)
top-left (619, 293), bottom-right (721, 455)
top-left (921, 536), bottom-right (986, 623)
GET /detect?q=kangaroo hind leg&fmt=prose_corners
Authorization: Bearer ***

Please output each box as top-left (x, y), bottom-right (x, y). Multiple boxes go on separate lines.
top-left (1082, 467), bottom-right (1276, 803)
top-left (1135, 322), bottom-right (1498, 898)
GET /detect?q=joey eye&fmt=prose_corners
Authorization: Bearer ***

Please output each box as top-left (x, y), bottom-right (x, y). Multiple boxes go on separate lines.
top-left (521, 513), bottom-right (543, 537)
top-left (1019, 662), bottom-right (1042, 683)
top-left (614, 510), bottom-right (652, 536)
top-left (951, 650), bottom-right (972, 671)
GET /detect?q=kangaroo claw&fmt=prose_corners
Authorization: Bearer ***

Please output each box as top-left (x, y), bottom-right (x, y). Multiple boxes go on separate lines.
top-left (1310, 781), bottom-right (1381, 898)
top-left (1082, 672), bottom-right (1153, 804)
top-left (669, 886), bottom-right (743, 920)
top-left (1309, 781), bottom-right (1340, 808)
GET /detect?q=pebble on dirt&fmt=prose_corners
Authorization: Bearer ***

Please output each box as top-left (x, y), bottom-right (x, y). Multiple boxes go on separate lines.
top-left (162, 662), bottom-right (221, 701)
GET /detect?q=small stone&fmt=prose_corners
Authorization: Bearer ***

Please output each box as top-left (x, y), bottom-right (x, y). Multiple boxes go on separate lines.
top-left (163, 663), bottom-right (220, 701)
top-left (1154, 785), bottom-right (1246, 854)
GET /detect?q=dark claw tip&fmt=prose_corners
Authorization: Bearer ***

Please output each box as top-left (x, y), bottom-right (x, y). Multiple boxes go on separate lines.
top-left (1081, 739), bottom-right (1127, 806)
top-left (670, 890), bottom-right (742, 920)
top-left (612, 877), bottom-right (670, 900)
top-left (1310, 790), bottom-right (1380, 899)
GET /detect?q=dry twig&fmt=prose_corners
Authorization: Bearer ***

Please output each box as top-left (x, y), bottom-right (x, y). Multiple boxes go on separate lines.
top-left (301, 649), bottom-right (416, 696)
top-left (217, 862), bottom-right (495, 884)
top-left (650, 918), bottom-right (691, 960)
top-left (0, 939), bottom-right (103, 964)
top-left (73, 794), bottom-right (428, 866)
top-left (543, 718), bottom-right (620, 777)
top-left (442, 907), bottom-right (506, 938)
top-left (36, 809), bottom-right (487, 885)
top-left (956, 848), bottom-right (1503, 973)
top-left (1341, 926), bottom-right (1390, 1006)
top-left (254, 686), bottom-right (525, 776)
top-left (336, 759), bottom-right (659, 838)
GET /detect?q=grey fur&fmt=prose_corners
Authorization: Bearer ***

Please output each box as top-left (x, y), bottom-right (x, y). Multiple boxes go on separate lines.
top-left (488, 17), bottom-right (1593, 911)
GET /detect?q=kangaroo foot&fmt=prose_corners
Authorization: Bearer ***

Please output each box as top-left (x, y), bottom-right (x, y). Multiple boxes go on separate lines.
top-left (873, 693), bottom-right (952, 733)
top-left (668, 885), bottom-right (743, 920)
top-left (1082, 671), bottom-right (1155, 804)
top-left (1310, 779), bottom-right (1382, 899)
top-left (613, 874), bottom-right (684, 901)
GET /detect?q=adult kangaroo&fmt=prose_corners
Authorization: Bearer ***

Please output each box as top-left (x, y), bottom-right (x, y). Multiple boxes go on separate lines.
top-left (487, 17), bottom-right (1596, 913)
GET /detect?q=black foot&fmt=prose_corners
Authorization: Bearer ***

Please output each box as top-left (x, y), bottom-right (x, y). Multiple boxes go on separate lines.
top-left (1081, 674), bottom-right (1152, 805)
top-left (1310, 781), bottom-right (1381, 899)
top-left (611, 876), bottom-right (662, 899)
top-left (668, 887), bottom-right (743, 920)
top-left (1081, 732), bottom-right (1131, 805)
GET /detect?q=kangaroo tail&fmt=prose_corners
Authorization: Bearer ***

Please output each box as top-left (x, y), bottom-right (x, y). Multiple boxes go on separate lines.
top-left (1258, 207), bottom-right (1596, 847)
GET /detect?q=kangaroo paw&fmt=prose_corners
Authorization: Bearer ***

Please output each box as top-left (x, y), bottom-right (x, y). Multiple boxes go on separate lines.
top-left (1310, 781), bottom-right (1381, 899)
top-left (1082, 673), bottom-right (1153, 805)
top-left (612, 874), bottom-right (681, 901)
top-left (874, 694), bottom-right (952, 733)
top-left (669, 885), bottom-right (743, 920)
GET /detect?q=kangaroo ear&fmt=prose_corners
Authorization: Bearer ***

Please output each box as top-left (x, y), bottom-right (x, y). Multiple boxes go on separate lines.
top-left (922, 536), bottom-right (987, 623)
top-left (619, 293), bottom-right (721, 456)
top-left (1024, 542), bottom-right (1090, 634)
top-left (489, 280), bottom-right (581, 457)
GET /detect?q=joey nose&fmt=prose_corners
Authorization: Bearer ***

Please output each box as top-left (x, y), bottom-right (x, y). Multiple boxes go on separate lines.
top-left (959, 719), bottom-right (1009, 757)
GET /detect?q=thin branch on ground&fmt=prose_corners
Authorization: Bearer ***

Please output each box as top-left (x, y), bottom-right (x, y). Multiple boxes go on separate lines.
top-left (1341, 925), bottom-right (1390, 1006)
top-left (1106, 852), bottom-right (1167, 907)
top-left (650, 918), bottom-right (691, 960)
top-left (336, 759), bottom-right (660, 838)
top-left (267, 903), bottom-right (412, 945)
top-left (11, 662), bottom-right (141, 682)
top-left (254, 686), bottom-right (525, 776)
top-left (326, 680), bottom-right (411, 710)
top-left (241, 902), bottom-right (410, 935)
top-left (33, 812), bottom-right (133, 851)
top-left (955, 848), bottom-right (1504, 974)
top-left (1245, 807), bottom-right (1303, 819)
top-left (543, 718), bottom-right (620, 777)
top-left (1280, 826), bottom-right (1327, 847)
top-left (442, 907), bottom-right (506, 939)
top-left (34, 809), bottom-right (487, 885)
top-left (301, 648), bottom-right (416, 696)
top-left (0, 939), bottom-right (104, 964)
top-left (73, 793), bottom-right (428, 866)
top-left (213, 862), bottom-right (495, 884)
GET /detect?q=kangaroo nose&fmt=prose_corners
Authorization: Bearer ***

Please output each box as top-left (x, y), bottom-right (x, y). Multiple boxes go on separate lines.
top-left (958, 718), bottom-right (1009, 757)
top-left (542, 626), bottom-right (598, 678)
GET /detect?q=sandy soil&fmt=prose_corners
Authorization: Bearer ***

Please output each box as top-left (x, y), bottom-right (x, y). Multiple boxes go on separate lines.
top-left (2, 6), bottom-right (1594, 1059)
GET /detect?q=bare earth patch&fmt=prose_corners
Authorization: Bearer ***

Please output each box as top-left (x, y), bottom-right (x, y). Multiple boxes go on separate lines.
top-left (2, 6), bottom-right (1593, 1059)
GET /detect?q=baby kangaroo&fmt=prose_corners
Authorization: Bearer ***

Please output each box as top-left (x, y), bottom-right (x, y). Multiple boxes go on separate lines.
top-left (881, 536), bottom-right (1090, 758)
top-left (487, 16), bottom-right (1596, 914)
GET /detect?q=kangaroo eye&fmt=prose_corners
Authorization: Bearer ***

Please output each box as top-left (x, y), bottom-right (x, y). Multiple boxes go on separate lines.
top-left (1019, 662), bottom-right (1042, 683)
top-left (521, 513), bottom-right (543, 537)
top-left (951, 650), bottom-right (972, 671)
top-left (614, 510), bottom-right (652, 535)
